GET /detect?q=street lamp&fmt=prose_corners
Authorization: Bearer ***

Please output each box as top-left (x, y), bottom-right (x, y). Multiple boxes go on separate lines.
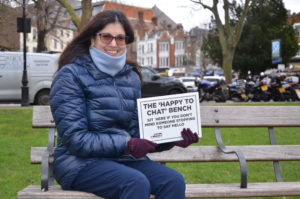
top-left (17, 0), bottom-right (31, 106)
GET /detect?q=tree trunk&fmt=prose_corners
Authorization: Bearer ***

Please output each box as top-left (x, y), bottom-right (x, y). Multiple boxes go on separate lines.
top-left (222, 50), bottom-right (234, 84)
top-left (37, 30), bottom-right (47, 52)
top-left (35, 0), bottom-right (47, 52)
top-left (80, 0), bottom-right (92, 30)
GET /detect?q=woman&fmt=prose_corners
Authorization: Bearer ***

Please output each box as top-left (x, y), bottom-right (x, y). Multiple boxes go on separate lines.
top-left (50, 10), bottom-right (199, 199)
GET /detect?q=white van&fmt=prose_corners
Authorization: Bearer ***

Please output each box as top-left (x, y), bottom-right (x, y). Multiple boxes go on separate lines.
top-left (0, 52), bottom-right (59, 105)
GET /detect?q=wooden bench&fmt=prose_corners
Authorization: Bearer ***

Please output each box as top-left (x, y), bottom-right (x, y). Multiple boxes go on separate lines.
top-left (17, 105), bottom-right (300, 198)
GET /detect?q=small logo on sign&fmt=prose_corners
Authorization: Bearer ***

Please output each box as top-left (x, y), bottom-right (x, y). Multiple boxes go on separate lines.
top-left (151, 132), bottom-right (162, 139)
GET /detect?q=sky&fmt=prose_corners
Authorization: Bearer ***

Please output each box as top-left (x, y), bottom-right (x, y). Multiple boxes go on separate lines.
top-left (116, 0), bottom-right (300, 31)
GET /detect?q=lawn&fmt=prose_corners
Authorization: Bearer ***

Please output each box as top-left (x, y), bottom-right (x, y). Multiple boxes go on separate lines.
top-left (0, 103), bottom-right (299, 199)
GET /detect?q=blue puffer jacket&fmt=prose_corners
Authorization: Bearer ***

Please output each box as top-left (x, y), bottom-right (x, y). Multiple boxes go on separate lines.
top-left (49, 54), bottom-right (142, 190)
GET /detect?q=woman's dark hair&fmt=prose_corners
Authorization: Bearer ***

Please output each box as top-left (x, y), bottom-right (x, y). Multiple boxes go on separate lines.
top-left (58, 10), bottom-right (141, 79)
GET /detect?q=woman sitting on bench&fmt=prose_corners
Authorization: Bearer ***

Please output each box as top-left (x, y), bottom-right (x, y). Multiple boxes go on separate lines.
top-left (49, 10), bottom-right (198, 199)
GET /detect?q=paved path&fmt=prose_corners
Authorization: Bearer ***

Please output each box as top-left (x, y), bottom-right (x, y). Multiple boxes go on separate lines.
top-left (0, 103), bottom-right (32, 109)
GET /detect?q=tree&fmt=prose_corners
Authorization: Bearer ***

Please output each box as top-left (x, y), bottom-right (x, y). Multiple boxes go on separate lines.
top-left (32, 0), bottom-right (62, 52)
top-left (191, 0), bottom-right (254, 83)
top-left (233, 0), bottom-right (298, 76)
top-left (56, 0), bottom-right (92, 31)
top-left (202, 0), bottom-right (299, 77)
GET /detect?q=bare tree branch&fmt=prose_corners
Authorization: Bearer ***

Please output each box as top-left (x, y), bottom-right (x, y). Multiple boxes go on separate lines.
top-left (232, 0), bottom-right (253, 46)
top-left (190, 0), bottom-right (213, 11)
top-left (56, 0), bottom-right (80, 29)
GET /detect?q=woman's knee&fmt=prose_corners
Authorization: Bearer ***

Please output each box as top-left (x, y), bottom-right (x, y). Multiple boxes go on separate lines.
top-left (123, 171), bottom-right (151, 190)
top-left (119, 172), bottom-right (151, 198)
top-left (168, 171), bottom-right (185, 189)
top-left (154, 171), bottom-right (185, 199)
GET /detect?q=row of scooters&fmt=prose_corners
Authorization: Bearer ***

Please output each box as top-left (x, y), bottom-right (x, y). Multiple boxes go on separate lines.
top-left (197, 74), bottom-right (300, 103)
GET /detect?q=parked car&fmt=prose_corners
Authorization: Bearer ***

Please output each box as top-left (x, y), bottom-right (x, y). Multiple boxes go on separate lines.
top-left (178, 76), bottom-right (198, 92)
top-left (0, 52), bottom-right (59, 105)
top-left (203, 76), bottom-right (225, 83)
top-left (140, 67), bottom-right (187, 97)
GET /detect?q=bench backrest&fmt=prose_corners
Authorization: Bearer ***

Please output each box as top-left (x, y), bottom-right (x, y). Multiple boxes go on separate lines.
top-left (33, 105), bottom-right (300, 128)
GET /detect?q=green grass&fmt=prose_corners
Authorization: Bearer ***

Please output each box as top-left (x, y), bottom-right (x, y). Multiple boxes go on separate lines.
top-left (0, 109), bottom-right (48, 199)
top-left (0, 104), bottom-right (299, 199)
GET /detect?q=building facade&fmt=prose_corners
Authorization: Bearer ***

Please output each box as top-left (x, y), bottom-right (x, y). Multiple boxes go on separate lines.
top-left (19, 26), bottom-right (75, 53)
top-left (2, 0), bottom-right (204, 75)
top-left (137, 24), bottom-right (185, 69)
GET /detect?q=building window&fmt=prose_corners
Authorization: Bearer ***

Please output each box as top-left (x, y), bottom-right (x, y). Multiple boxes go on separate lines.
top-left (141, 58), bottom-right (144, 66)
top-left (159, 42), bottom-right (169, 52)
top-left (175, 41), bottom-right (184, 50)
top-left (296, 25), bottom-right (300, 37)
top-left (147, 43), bottom-right (153, 52)
top-left (142, 45), bottom-right (144, 54)
top-left (53, 39), bottom-right (57, 49)
top-left (160, 57), bottom-right (169, 67)
top-left (32, 29), bottom-right (37, 40)
top-left (60, 41), bottom-right (64, 50)
top-left (175, 55), bottom-right (184, 67)
top-left (147, 57), bottom-right (153, 65)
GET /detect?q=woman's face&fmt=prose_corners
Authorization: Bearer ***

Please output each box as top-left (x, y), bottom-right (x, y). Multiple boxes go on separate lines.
top-left (91, 23), bottom-right (127, 57)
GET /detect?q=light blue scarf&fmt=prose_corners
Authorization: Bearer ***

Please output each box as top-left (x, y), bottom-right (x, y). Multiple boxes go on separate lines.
top-left (89, 47), bottom-right (126, 76)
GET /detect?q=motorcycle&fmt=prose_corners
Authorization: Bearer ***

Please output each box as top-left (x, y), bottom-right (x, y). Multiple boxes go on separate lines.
top-left (269, 76), bottom-right (286, 101)
top-left (227, 80), bottom-right (248, 102)
top-left (285, 76), bottom-right (300, 101)
top-left (198, 79), bottom-right (227, 102)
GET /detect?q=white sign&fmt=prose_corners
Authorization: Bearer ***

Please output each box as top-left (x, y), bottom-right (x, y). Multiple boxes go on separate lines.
top-left (137, 92), bottom-right (202, 144)
top-left (277, 64), bottom-right (285, 71)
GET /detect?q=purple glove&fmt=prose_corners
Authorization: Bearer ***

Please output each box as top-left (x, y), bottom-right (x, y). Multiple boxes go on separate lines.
top-left (173, 128), bottom-right (199, 148)
top-left (124, 138), bottom-right (157, 158)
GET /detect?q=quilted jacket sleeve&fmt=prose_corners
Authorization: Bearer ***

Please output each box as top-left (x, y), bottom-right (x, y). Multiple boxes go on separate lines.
top-left (127, 88), bottom-right (141, 138)
top-left (50, 66), bottom-right (128, 158)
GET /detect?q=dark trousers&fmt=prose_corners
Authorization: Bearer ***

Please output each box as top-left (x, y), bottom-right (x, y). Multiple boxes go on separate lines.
top-left (71, 158), bottom-right (185, 199)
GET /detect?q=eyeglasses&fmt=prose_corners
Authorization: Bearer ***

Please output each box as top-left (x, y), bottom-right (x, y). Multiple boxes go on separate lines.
top-left (96, 32), bottom-right (128, 46)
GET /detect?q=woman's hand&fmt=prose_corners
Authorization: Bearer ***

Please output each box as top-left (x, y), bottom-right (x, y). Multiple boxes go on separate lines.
top-left (173, 128), bottom-right (199, 148)
top-left (124, 138), bottom-right (157, 158)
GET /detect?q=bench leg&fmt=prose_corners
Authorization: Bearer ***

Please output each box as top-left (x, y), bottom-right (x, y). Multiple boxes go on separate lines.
top-left (268, 127), bottom-right (283, 182)
top-left (41, 127), bottom-right (56, 191)
top-left (214, 127), bottom-right (248, 188)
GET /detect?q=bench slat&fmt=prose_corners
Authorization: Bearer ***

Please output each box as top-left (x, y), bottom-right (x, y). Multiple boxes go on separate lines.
top-left (31, 145), bottom-right (300, 164)
top-left (32, 106), bottom-right (300, 128)
top-left (201, 106), bottom-right (300, 127)
top-left (17, 182), bottom-right (300, 199)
